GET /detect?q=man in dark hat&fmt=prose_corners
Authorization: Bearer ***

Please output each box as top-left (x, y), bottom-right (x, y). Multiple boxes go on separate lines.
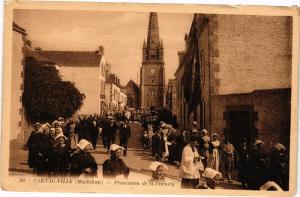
top-left (101, 118), bottom-right (110, 152)
top-left (107, 119), bottom-right (118, 144)
top-left (119, 120), bottom-right (131, 156)
top-left (75, 116), bottom-right (85, 142)
top-left (247, 139), bottom-right (269, 190)
top-left (90, 116), bottom-right (100, 149)
top-left (152, 129), bottom-right (163, 161)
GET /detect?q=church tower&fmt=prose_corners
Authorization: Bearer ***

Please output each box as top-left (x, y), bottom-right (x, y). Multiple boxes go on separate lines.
top-left (140, 12), bottom-right (165, 109)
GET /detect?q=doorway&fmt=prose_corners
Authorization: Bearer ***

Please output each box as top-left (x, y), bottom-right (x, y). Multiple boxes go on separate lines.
top-left (228, 111), bottom-right (251, 148)
top-left (224, 105), bottom-right (258, 149)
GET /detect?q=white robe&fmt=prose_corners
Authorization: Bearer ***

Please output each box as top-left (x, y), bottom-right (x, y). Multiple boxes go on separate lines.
top-left (179, 145), bottom-right (204, 179)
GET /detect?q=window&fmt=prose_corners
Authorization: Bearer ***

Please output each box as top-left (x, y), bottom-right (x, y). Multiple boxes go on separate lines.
top-left (201, 50), bottom-right (205, 86)
top-left (147, 88), bottom-right (156, 98)
top-left (149, 76), bottom-right (155, 83)
top-left (147, 101), bottom-right (155, 107)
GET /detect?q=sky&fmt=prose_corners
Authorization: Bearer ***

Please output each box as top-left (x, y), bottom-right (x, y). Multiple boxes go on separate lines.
top-left (14, 10), bottom-right (194, 86)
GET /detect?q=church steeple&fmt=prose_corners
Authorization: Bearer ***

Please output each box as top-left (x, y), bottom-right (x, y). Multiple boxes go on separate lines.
top-left (140, 12), bottom-right (165, 109)
top-left (143, 39), bottom-right (147, 61)
top-left (144, 12), bottom-right (164, 62)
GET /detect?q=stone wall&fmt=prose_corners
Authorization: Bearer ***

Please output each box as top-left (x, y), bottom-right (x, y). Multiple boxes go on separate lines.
top-left (210, 88), bottom-right (291, 151)
top-left (215, 15), bottom-right (292, 95)
top-left (140, 63), bottom-right (164, 108)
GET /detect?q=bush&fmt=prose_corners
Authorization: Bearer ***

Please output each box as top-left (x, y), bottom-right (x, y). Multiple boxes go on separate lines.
top-left (22, 57), bottom-right (85, 123)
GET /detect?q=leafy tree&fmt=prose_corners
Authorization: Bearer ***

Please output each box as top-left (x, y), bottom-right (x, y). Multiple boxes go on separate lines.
top-left (22, 57), bottom-right (85, 123)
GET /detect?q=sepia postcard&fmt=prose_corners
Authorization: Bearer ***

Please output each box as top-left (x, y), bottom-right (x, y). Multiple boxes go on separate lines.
top-left (1, 1), bottom-right (299, 196)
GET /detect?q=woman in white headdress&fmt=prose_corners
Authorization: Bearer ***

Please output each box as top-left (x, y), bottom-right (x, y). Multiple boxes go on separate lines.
top-left (102, 144), bottom-right (130, 179)
top-left (149, 161), bottom-right (168, 182)
top-left (54, 127), bottom-right (63, 136)
top-left (202, 167), bottom-right (223, 189)
top-left (34, 123), bottom-right (53, 175)
top-left (70, 139), bottom-right (98, 177)
top-left (39, 123), bottom-right (51, 134)
top-left (161, 126), bottom-right (172, 162)
top-left (209, 133), bottom-right (221, 172)
top-left (260, 181), bottom-right (283, 191)
top-left (50, 134), bottom-right (71, 175)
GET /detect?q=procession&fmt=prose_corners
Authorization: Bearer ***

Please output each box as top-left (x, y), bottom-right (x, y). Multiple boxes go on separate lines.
top-left (25, 109), bottom-right (289, 191)
top-left (9, 9), bottom-right (293, 193)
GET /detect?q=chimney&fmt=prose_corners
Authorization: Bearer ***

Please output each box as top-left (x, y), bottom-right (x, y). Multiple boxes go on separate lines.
top-left (34, 47), bottom-right (42, 51)
top-left (99, 46), bottom-right (104, 55)
top-left (184, 34), bottom-right (190, 51)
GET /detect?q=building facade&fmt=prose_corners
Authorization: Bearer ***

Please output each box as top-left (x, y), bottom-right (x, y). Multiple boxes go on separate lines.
top-left (99, 47), bottom-right (107, 115)
top-left (35, 47), bottom-right (106, 116)
top-left (105, 73), bottom-right (127, 113)
top-left (120, 88), bottom-right (127, 111)
top-left (125, 80), bottom-right (140, 109)
top-left (140, 12), bottom-right (165, 109)
top-left (175, 14), bottom-right (292, 149)
top-left (174, 49), bottom-right (188, 130)
top-left (11, 22), bottom-right (28, 143)
top-left (166, 79), bottom-right (177, 116)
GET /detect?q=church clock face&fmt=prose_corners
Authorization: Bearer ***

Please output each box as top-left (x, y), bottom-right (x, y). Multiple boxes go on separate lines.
top-left (150, 69), bottom-right (155, 74)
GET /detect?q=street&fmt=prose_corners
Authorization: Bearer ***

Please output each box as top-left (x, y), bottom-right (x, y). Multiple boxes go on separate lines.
top-left (9, 121), bottom-right (243, 190)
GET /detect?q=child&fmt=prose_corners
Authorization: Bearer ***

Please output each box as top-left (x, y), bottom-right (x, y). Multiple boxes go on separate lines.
top-left (141, 130), bottom-right (150, 150)
top-left (222, 137), bottom-right (236, 183)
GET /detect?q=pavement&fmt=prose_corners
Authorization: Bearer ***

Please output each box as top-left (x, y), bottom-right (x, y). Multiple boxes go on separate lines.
top-left (9, 139), bottom-right (243, 190)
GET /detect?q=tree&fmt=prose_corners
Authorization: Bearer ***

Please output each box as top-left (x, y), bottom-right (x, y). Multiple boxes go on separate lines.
top-left (22, 57), bottom-right (85, 123)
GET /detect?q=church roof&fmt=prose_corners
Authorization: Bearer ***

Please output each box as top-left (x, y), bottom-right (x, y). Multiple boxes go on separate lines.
top-left (34, 51), bottom-right (102, 67)
top-left (125, 80), bottom-right (139, 93)
top-left (13, 22), bottom-right (27, 35)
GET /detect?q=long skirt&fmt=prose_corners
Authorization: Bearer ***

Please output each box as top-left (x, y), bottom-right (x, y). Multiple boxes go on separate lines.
top-left (209, 149), bottom-right (220, 172)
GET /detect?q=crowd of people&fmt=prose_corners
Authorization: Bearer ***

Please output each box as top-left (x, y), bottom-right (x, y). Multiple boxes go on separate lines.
top-left (25, 109), bottom-right (289, 191)
top-left (25, 114), bottom-right (170, 182)
top-left (140, 120), bottom-right (289, 191)
top-left (26, 115), bottom-right (131, 177)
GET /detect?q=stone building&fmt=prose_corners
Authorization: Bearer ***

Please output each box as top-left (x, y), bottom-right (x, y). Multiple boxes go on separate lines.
top-left (140, 12), bottom-right (165, 109)
top-left (174, 48), bottom-right (189, 130)
top-left (175, 14), bottom-right (292, 149)
top-left (120, 87), bottom-right (127, 111)
top-left (105, 73), bottom-right (127, 112)
top-left (11, 22), bottom-right (28, 143)
top-left (35, 47), bottom-right (107, 116)
top-left (125, 80), bottom-right (140, 109)
top-left (166, 79), bottom-right (177, 116)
